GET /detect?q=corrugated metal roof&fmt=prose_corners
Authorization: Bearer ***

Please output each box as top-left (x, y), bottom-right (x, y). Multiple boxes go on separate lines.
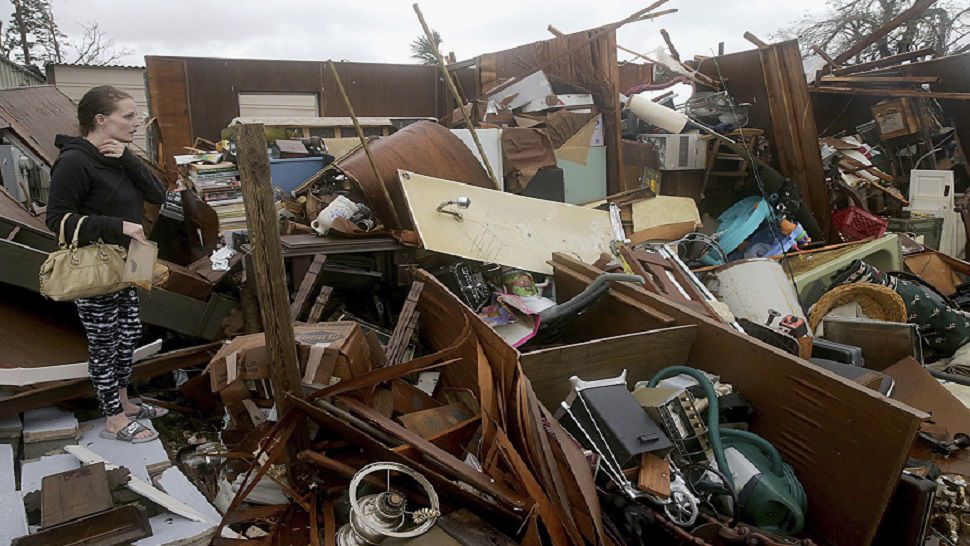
top-left (0, 58), bottom-right (45, 89)
top-left (47, 62), bottom-right (145, 70)
top-left (0, 85), bottom-right (79, 166)
top-left (0, 58), bottom-right (44, 80)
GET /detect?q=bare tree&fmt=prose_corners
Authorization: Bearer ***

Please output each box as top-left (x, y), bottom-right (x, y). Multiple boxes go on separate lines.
top-left (2, 0), bottom-right (132, 69)
top-left (68, 21), bottom-right (133, 65)
top-left (775, 0), bottom-right (970, 61)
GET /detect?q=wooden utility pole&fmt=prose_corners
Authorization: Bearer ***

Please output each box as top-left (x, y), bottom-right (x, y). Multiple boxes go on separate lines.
top-left (327, 61), bottom-right (403, 228)
top-left (236, 123), bottom-right (305, 482)
top-left (413, 3), bottom-right (501, 190)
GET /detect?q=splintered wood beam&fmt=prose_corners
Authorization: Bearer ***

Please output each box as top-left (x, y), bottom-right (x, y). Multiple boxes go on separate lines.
top-left (812, 44), bottom-right (842, 69)
top-left (490, 0), bottom-right (673, 97)
top-left (237, 122), bottom-right (306, 481)
top-left (384, 281), bottom-right (424, 367)
top-left (660, 28), bottom-right (680, 61)
top-left (413, 3), bottom-right (500, 190)
top-left (820, 75), bottom-right (939, 84)
top-left (290, 253), bottom-right (327, 320)
top-left (809, 86), bottom-right (970, 101)
top-left (830, 0), bottom-right (939, 67)
top-left (307, 286), bottom-right (334, 323)
top-left (743, 31), bottom-right (769, 49)
top-left (831, 47), bottom-right (936, 76)
top-left (0, 343), bottom-right (218, 418)
top-left (328, 61), bottom-right (404, 227)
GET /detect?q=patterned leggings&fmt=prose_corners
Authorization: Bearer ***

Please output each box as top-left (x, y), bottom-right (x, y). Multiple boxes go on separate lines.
top-left (75, 287), bottom-right (142, 417)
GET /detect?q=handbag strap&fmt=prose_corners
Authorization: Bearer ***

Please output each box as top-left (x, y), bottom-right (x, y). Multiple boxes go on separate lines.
top-left (57, 213), bottom-right (72, 248)
top-left (69, 216), bottom-right (87, 248)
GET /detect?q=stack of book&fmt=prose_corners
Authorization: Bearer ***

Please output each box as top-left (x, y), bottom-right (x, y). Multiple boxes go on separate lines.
top-left (189, 162), bottom-right (246, 231)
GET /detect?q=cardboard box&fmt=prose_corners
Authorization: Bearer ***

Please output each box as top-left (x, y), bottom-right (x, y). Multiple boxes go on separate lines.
top-left (871, 98), bottom-right (920, 140)
top-left (208, 322), bottom-right (376, 392)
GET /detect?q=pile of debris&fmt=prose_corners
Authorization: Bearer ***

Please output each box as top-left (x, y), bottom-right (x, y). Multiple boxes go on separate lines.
top-left (2, 1), bottom-right (970, 545)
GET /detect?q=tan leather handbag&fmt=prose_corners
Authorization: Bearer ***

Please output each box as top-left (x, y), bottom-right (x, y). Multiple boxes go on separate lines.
top-left (39, 213), bottom-right (129, 301)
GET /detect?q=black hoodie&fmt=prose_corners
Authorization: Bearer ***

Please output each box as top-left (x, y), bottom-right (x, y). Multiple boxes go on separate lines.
top-left (45, 135), bottom-right (166, 247)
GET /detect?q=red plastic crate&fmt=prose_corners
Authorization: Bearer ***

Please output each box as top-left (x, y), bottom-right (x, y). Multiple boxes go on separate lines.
top-left (832, 207), bottom-right (888, 242)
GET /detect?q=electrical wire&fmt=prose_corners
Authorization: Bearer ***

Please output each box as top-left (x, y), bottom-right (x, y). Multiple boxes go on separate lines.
top-left (681, 461), bottom-right (739, 527)
top-left (708, 50), bottom-right (803, 304)
top-left (915, 131), bottom-right (955, 169)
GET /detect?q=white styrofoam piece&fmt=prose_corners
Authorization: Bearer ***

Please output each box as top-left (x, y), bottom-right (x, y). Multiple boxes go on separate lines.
top-left (134, 467), bottom-right (236, 545)
top-left (136, 514), bottom-right (216, 546)
top-left (20, 453), bottom-right (81, 496)
top-left (486, 71), bottom-right (553, 111)
top-left (0, 339), bottom-right (163, 387)
top-left (157, 467), bottom-right (222, 521)
top-left (64, 445), bottom-right (209, 523)
top-left (79, 418), bottom-right (167, 481)
top-left (0, 444), bottom-right (28, 545)
top-left (521, 93), bottom-right (595, 113)
top-left (23, 406), bottom-right (79, 443)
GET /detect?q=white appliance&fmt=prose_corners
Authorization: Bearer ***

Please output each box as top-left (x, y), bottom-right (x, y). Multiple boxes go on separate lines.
top-left (638, 133), bottom-right (707, 170)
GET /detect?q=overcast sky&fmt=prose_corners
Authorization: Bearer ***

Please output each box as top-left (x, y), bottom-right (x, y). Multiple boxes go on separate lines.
top-left (0, 0), bottom-right (823, 67)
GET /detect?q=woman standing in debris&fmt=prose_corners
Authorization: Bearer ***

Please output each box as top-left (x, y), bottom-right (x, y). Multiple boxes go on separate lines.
top-left (46, 86), bottom-right (169, 443)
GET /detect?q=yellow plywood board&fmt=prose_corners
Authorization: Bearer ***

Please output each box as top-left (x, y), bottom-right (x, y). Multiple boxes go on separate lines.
top-left (399, 170), bottom-right (613, 274)
top-left (631, 196), bottom-right (702, 232)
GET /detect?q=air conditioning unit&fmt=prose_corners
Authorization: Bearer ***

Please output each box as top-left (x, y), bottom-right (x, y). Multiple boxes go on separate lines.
top-left (638, 133), bottom-right (707, 171)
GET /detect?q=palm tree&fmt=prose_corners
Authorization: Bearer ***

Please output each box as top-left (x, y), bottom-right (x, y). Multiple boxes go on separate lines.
top-left (410, 30), bottom-right (442, 65)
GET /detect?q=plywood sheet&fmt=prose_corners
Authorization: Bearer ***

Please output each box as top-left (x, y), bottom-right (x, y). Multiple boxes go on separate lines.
top-left (521, 325), bottom-right (696, 410)
top-left (399, 170), bottom-right (612, 274)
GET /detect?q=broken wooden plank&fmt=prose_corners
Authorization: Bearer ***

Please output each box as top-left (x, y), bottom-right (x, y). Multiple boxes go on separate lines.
top-left (41, 462), bottom-right (113, 528)
top-left (811, 44), bottom-right (842, 69)
top-left (306, 286), bottom-right (334, 323)
top-left (0, 339), bottom-right (163, 387)
top-left (384, 281), bottom-right (424, 366)
top-left (830, 0), bottom-right (938, 67)
top-left (638, 453), bottom-right (671, 498)
top-left (290, 254), bottom-right (327, 321)
top-left (0, 342), bottom-right (219, 419)
top-left (810, 86), bottom-right (970, 100)
top-left (64, 445), bottom-right (212, 523)
top-left (831, 47), bottom-right (936, 76)
top-left (397, 402), bottom-right (474, 439)
top-left (399, 170), bottom-right (612, 274)
top-left (743, 31), bottom-right (769, 49)
top-left (521, 325), bottom-right (696, 411)
top-left (392, 378), bottom-right (443, 414)
top-left (820, 75), bottom-right (939, 84)
top-left (13, 504), bottom-right (151, 546)
top-left (660, 28), bottom-right (680, 61)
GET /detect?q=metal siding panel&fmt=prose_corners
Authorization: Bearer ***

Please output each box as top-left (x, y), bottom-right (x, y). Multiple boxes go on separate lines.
top-left (238, 93), bottom-right (319, 118)
top-left (149, 56), bottom-right (440, 145)
top-left (50, 67), bottom-right (149, 152)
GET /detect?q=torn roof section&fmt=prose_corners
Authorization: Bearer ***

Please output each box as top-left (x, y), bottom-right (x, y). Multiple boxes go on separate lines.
top-left (0, 85), bottom-right (79, 168)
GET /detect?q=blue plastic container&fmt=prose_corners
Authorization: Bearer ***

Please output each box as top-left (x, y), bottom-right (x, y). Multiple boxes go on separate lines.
top-left (699, 196), bottom-right (772, 266)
